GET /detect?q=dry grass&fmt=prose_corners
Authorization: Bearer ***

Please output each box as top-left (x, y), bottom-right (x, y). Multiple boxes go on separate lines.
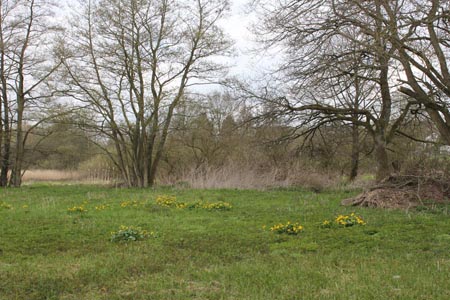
top-left (23, 169), bottom-right (85, 182)
top-left (158, 163), bottom-right (344, 190)
top-left (23, 165), bottom-right (351, 190)
top-left (22, 169), bottom-right (112, 184)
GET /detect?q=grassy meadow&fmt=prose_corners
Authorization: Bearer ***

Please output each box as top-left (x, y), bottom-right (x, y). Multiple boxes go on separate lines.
top-left (0, 184), bottom-right (449, 299)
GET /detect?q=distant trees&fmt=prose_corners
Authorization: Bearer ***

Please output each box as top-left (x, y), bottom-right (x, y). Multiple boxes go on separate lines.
top-left (0, 0), bottom-right (61, 186)
top-left (59, 0), bottom-right (231, 187)
top-left (158, 95), bottom-right (373, 188)
top-left (25, 115), bottom-right (96, 170)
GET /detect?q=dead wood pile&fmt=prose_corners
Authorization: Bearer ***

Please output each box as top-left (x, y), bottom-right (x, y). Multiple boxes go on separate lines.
top-left (342, 176), bottom-right (450, 209)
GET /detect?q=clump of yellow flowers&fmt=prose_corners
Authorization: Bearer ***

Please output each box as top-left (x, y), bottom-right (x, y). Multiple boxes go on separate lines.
top-left (155, 195), bottom-right (232, 211)
top-left (120, 200), bottom-right (146, 208)
top-left (95, 204), bottom-right (110, 211)
top-left (199, 201), bottom-right (232, 211)
top-left (321, 212), bottom-right (366, 228)
top-left (270, 221), bottom-right (304, 235)
top-left (321, 220), bottom-right (332, 228)
top-left (0, 201), bottom-right (13, 210)
top-left (335, 213), bottom-right (366, 227)
top-left (67, 205), bottom-right (88, 213)
top-left (155, 195), bottom-right (178, 207)
top-left (110, 225), bottom-right (155, 242)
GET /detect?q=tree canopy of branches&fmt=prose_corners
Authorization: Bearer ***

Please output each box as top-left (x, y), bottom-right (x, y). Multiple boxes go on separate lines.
top-left (252, 0), bottom-right (450, 181)
top-left (380, 0), bottom-right (450, 144)
top-left (0, 0), bottom-right (61, 187)
top-left (60, 0), bottom-right (231, 187)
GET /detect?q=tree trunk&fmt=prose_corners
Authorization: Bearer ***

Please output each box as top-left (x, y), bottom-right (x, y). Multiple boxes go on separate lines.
top-left (349, 124), bottom-right (360, 181)
top-left (0, 137), bottom-right (10, 187)
top-left (148, 156), bottom-right (159, 187)
top-left (0, 81), bottom-right (9, 187)
top-left (0, 25), bottom-right (10, 187)
top-left (374, 133), bottom-right (391, 182)
top-left (10, 96), bottom-right (24, 187)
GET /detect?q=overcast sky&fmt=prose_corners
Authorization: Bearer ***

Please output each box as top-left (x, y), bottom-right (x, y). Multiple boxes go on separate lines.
top-left (219, 0), bottom-right (283, 83)
top-left (59, 0), bottom-right (271, 90)
top-left (220, 0), bottom-right (256, 76)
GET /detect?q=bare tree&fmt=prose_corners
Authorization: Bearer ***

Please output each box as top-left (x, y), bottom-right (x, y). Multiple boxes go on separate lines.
top-left (251, 0), bottom-right (414, 181)
top-left (0, 0), bottom-right (61, 187)
top-left (378, 0), bottom-right (450, 145)
top-left (60, 0), bottom-right (230, 187)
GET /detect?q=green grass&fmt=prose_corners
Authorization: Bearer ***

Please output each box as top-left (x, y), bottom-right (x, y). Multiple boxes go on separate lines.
top-left (0, 184), bottom-right (449, 299)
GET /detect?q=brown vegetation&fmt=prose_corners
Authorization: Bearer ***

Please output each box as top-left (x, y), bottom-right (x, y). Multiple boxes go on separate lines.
top-left (158, 164), bottom-right (342, 190)
top-left (23, 170), bottom-right (86, 183)
top-left (22, 169), bottom-right (113, 184)
top-left (342, 176), bottom-right (450, 209)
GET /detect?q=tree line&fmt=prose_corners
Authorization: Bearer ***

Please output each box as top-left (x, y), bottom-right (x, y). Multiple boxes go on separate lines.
top-left (1, 0), bottom-right (449, 187)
